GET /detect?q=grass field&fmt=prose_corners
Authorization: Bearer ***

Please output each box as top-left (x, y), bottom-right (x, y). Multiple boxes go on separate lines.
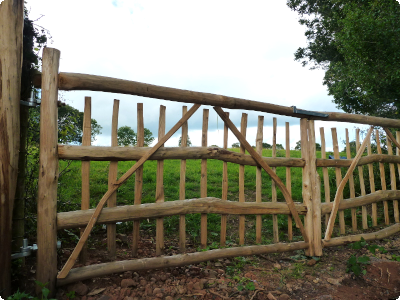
top-left (57, 147), bottom-right (390, 246)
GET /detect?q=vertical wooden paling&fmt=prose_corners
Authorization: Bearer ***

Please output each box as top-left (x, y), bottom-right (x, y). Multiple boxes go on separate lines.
top-left (386, 133), bottom-right (398, 223)
top-left (37, 48), bottom-right (60, 295)
top-left (200, 109), bottom-right (209, 249)
top-left (308, 121), bottom-right (322, 256)
top-left (367, 138), bottom-right (377, 226)
top-left (285, 122), bottom-right (293, 241)
top-left (345, 129), bottom-right (357, 232)
top-left (256, 116), bottom-right (264, 244)
top-left (107, 100), bottom-right (119, 260)
top-left (271, 117), bottom-right (279, 243)
top-left (397, 132), bottom-right (400, 179)
top-left (179, 106), bottom-right (188, 252)
top-left (239, 113), bottom-right (248, 245)
top-left (376, 130), bottom-right (389, 225)
top-left (132, 103), bottom-right (144, 256)
top-left (80, 97), bottom-right (92, 263)
top-left (220, 112), bottom-right (229, 246)
top-left (320, 127), bottom-right (330, 227)
top-left (156, 105), bottom-right (166, 255)
top-left (356, 129), bottom-right (368, 229)
top-left (331, 128), bottom-right (345, 234)
top-left (300, 119), bottom-right (314, 256)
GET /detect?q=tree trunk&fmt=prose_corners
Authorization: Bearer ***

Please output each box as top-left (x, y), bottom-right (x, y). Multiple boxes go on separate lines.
top-left (0, 0), bottom-right (24, 297)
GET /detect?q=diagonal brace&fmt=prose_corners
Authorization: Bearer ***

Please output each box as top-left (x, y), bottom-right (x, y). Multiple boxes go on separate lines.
top-left (214, 107), bottom-right (309, 243)
top-left (57, 104), bottom-right (201, 279)
top-left (324, 126), bottom-right (374, 241)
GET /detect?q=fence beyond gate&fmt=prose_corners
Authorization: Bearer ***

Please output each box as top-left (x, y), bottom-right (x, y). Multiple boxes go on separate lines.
top-left (34, 48), bottom-right (400, 292)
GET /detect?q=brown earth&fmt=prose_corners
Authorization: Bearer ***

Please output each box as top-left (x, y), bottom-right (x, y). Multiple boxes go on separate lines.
top-left (12, 231), bottom-right (400, 300)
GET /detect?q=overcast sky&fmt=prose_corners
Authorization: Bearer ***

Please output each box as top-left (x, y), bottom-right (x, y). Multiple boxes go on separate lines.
top-left (27, 0), bottom-right (368, 150)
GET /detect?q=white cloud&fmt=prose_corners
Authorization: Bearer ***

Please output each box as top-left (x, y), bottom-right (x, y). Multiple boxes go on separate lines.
top-left (27, 0), bottom-right (363, 149)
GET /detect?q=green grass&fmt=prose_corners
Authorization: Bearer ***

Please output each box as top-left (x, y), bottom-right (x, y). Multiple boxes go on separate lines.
top-left (56, 147), bottom-right (393, 246)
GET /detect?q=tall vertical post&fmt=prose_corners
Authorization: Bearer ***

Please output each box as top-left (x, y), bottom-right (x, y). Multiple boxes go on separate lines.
top-left (0, 0), bottom-right (24, 297)
top-left (80, 97), bottom-right (92, 263)
top-left (300, 118), bottom-right (314, 256)
top-left (308, 120), bottom-right (322, 256)
top-left (37, 48), bottom-right (60, 296)
top-left (107, 100), bottom-right (119, 259)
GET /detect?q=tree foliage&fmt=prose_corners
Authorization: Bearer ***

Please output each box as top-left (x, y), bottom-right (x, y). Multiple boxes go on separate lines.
top-left (287, 0), bottom-right (400, 118)
top-left (117, 126), bottom-right (136, 146)
top-left (117, 126), bottom-right (155, 146)
top-left (231, 142), bottom-right (240, 148)
top-left (28, 105), bottom-right (102, 145)
top-left (178, 135), bottom-right (192, 147)
top-left (262, 142), bottom-right (272, 149)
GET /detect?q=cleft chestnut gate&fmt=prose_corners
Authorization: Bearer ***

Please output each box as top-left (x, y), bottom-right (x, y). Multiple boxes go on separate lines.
top-left (36, 48), bottom-right (400, 293)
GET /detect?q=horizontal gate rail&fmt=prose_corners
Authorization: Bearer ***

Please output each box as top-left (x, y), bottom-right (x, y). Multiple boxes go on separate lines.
top-left (33, 72), bottom-right (400, 128)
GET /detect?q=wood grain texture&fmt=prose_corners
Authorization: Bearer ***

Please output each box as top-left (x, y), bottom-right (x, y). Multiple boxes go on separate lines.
top-left (376, 129), bottom-right (389, 225)
top-left (323, 223), bottom-right (400, 248)
top-left (80, 97), bottom-right (92, 263)
top-left (132, 103), bottom-right (144, 256)
top-left (179, 106), bottom-right (188, 252)
top-left (57, 104), bottom-right (200, 279)
top-left (58, 198), bottom-right (308, 229)
top-left (239, 113), bottom-right (248, 245)
top-left (33, 72), bottom-right (400, 128)
top-left (367, 138), bottom-right (377, 226)
top-left (214, 107), bottom-right (309, 243)
top-left (0, 1), bottom-right (24, 296)
top-left (331, 128), bottom-right (345, 235)
top-left (57, 190), bottom-right (400, 230)
top-left (220, 112), bottom-right (229, 246)
top-left (356, 129), bottom-right (368, 230)
top-left (321, 190), bottom-right (400, 214)
top-left (320, 127), bottom-right (330, 227)
top-left (59, 145), bottom-right (306, 167)
top-left (286, 122), bottom-right (293, 241)
top-left (256, 116), bottom-right (264, 244)
top-left (57, 241), bottom-right (309, 286)
top-left (107, 100), bottom-right (119, 260)
top-left (36, 48), bottom-right (60, 295)
top-left (201, 109), bottom-right (209, 249)
top-left (325, 126), bottom-right (373, 241)
top-left (156, 106), bottom-right (166, 255)
top-left (308, 121), bottom-right (322, 256)
top-left (396, 131), bottom-right (400, 223)
top-left (271, 118), bottom-right (279, 243)
top-left (345, 129), bottom-right (357, 232)
top-left (386, 133), bottom-right (398, 223)
top-left (300, 119), bottom-right (313, 255)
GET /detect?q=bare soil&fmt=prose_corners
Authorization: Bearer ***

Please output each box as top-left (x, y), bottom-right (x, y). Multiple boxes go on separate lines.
top-left (13, 232), bottom-right (400, 300)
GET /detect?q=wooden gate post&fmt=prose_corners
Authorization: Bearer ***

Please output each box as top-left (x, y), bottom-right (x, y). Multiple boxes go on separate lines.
top-left (300, 119), bottom-right (313, 256)
top-left (308, 120), bottom-right (322, 256)
top-left (0, 0), bottom-right (24, 297)
top-left (37, 47), bottom-right (60, 295)
top-left (300, 119), bottom-right (322, 256)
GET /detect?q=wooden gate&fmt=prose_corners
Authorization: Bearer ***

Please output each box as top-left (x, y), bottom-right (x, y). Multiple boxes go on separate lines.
top-left (35, 48), bottom-right (400, 293)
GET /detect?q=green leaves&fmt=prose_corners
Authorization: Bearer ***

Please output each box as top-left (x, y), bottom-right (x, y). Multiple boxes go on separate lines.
top-left (117, 126), bottom-right (155, 146)
top-left (117, 126), bottom-right (137, 146)
top-left (346, 254), bottom-right (370, 276)
top-left (288, 0), bottom-right (400, 118)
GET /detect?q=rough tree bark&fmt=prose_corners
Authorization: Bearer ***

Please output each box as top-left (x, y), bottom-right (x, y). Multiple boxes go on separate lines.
top-left (0, 0), bottom-right (24, 297)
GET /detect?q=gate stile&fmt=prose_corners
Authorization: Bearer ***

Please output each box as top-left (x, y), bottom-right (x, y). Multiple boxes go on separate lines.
top-left (35, 48), bottom-right (400, 293)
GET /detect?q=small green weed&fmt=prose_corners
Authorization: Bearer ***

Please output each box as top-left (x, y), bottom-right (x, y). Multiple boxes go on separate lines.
top-left (391, 254), bottom-right (400, 262)
top-left (7, 281), bottom-right (56, 300)
top-left (345, 237), bottom-right (387, 276)
top-left (66, 291), bottom-right (76, 300)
